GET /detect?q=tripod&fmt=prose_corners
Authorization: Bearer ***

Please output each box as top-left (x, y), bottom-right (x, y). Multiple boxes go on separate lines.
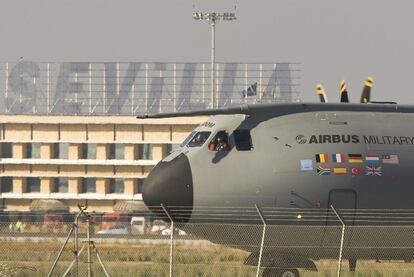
top-left (47, 205), bottom-right (109, 277)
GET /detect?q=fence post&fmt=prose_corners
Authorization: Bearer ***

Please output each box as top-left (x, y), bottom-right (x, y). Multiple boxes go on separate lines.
top-left (74, 213), bottom-right (79, 277)
top-left (46, 222), bottom-right (76, 277)
top-left (255, 204), bottom-right (267, 277)
top-left (161, 204), bottom-right (174, 277)
top-left (331, 205), bottom-right (346, 277)
top-left (87, 216), bottom-right (92, 277)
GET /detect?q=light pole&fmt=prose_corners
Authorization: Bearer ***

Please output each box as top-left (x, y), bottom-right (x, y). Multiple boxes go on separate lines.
top-left (193, 12), bottom-right (236, 109)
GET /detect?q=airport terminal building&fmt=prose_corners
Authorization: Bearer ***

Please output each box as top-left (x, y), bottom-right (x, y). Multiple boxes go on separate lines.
top-left (0, 61), bottom-right (299, 213)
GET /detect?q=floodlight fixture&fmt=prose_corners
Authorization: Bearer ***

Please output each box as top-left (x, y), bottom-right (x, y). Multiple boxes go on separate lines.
top-left (193, 11), bottom-right (237, 108)
top-left (192, 12), bottom-right (237, 22)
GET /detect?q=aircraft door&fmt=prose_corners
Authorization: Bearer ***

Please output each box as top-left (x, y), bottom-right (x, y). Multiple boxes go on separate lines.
top-left (328, 189), bottom-right (357, 210)
top-left (322, 189), bottom-right (357, 249)
top-left (327, 189), bottom-right (357, 225)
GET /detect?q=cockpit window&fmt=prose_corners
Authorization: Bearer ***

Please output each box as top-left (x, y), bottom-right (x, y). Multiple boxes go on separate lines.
top-left (180, 131), bottom-right (211, 148)
top-left (234, 129), bottom-right (253, 151)
top-left (180, 131), bottom-right (197, 148)
top-left (188, 131), bottom-right (211, 147)
top-left (209, 131), bottom-right (230, 152)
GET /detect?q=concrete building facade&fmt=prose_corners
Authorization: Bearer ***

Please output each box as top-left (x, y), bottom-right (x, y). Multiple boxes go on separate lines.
top-left (0, 115), bottom-right (206, 212)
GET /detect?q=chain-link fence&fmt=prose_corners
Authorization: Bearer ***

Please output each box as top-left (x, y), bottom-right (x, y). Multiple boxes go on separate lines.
top-left (1, 206), bottom-right (414, 277)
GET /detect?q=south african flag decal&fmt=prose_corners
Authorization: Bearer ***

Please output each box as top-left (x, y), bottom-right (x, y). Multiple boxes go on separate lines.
top-left (317, 166), bottom-right (331, 176)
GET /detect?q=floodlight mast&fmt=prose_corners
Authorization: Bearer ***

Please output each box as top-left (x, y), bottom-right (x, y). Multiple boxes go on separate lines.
top-left (193, 12), bottom-right (237, 109)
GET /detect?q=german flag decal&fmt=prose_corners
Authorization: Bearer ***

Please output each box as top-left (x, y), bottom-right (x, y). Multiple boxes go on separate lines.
top-left (348, 154), bottom-right (363, 163)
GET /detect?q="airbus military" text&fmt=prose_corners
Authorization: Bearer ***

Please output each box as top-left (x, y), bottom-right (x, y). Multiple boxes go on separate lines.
top-left (303, 135), bottom-right (414, 145)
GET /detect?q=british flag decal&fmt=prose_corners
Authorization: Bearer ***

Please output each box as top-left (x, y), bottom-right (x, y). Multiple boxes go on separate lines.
top-left (365, 166), bottom-right (382, 176)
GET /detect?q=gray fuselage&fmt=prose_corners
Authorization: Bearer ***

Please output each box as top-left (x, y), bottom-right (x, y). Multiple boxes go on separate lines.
top-left (173, 108), bottom-right (414, 210)
top-left (142, 103), bottom-right (414, 260)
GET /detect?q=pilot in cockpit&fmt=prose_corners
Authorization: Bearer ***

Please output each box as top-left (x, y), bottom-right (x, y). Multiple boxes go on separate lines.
top-left (216, 136), bottom-right (229, 151)
top-left (188, 132), bottom-right (207, 147)
top-left (209, 132), bottom-right (230, 152)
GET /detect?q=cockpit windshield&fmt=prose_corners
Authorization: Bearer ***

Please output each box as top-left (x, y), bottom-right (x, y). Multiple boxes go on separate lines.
top-left (188, 131), bottom-right (211, 147)
top-left (180, 131), bottom-right (197, 148)
top-left (180, 131), bottom-right (211, 148)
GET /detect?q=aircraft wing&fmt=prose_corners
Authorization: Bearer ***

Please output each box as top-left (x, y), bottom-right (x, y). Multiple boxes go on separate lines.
top-left (137, 105), bottom-right (251, 119)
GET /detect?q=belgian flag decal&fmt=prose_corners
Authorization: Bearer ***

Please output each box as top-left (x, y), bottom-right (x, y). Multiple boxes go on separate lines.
top-left (315, 154), bottom-right (329, 163)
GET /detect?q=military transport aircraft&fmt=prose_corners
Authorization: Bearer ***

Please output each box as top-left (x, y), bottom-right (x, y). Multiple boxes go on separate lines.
top-left (138, 78), bottom-right (414, 276)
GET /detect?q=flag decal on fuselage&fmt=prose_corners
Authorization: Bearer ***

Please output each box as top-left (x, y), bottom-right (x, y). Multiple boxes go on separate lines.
top-left (333, 167), bottom-right (347, 174)
top-left (348, 154), bottom-right (363, 163)
top-left (382, 154), bottom-right (399, 164)
top-left (300, 159), bottom-right (313, 171)
top-left (365, 166), bottom-right (382, 176)
top-left (310, 153), bottom-right (400, 176)
top-left (365, 154), bottom-right (380, 165)
top-left (316, 154), bottom-right (329, 163)
top-left (317, 166), bottom-right (331, 175)
top-left (332, 153), bottom-right (345, 163)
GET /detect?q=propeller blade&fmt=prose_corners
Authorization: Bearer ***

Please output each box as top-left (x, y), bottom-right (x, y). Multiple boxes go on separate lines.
top-left (360, 76), bottom-right (374, 103)
top-left (316, 84), bottom-right (328, 103)
top-left (340, 80), bottom-right (349, 103)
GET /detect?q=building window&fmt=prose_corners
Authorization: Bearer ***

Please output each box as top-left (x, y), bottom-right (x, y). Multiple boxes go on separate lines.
top-left (26, 143), bottom-right (41, 159)
top-left (109, 144), bottom-right (125, 160)
top-left (0, 143), bottom-right (12, 158)
top-left (137, 144), bottom-right (153, 160)
top-left (53, 143), bottom-right (69, 159)
top-left (137, 178), bottom-right (145, 193)
top-left (81, 143), bottom-right (97, 159)
top-left (109, 178), bottom-right (125, 194)
top-left (54, 177), bottom-right (68, 193)
top-left (81, 178), bottom-right (96, 193)
top-left (26, 177), bottom-right (40, 193)
top-left (0, 177), bottom-right (13, 193)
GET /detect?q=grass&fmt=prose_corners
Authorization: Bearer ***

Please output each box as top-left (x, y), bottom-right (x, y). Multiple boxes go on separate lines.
top-left (0, 240), bottom-right (413, 276)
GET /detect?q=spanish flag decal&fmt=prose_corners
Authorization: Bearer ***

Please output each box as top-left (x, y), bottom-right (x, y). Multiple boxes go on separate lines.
top-left (315, 154), bottom-right (329, 163)
top-left (333, 167), bottom-right (347, 174)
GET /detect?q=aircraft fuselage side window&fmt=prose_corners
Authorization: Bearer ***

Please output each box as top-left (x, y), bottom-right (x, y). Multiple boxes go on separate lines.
top-left (187, 131), bottom-right (211, 147)
top-left (234, 129), bottom-right (253, 151)
top-left (209, 131), bottom-right (230, 152)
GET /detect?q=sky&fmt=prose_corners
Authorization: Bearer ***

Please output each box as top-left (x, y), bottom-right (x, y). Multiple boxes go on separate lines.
top-left (1, 0), bottom-right (414, 103)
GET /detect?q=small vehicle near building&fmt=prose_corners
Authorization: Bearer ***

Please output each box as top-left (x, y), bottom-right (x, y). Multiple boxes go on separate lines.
top-left (130, 216), bottom-right (146, 234)
top-left (97, 216), bottom-right (148, 235)
top-left (97, 224), bottom-right (130, 235)
top-left (150, 219), bottom-right (167, 234)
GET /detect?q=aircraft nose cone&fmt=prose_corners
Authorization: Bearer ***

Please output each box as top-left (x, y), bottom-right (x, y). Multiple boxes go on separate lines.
top-left (142, 154), bottom-right (193, 222)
